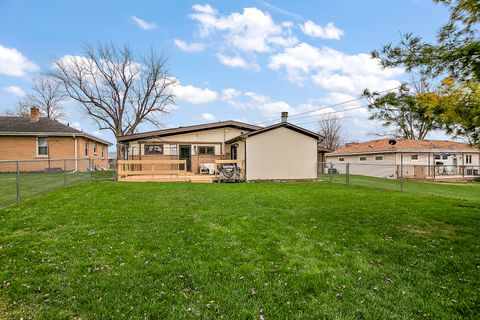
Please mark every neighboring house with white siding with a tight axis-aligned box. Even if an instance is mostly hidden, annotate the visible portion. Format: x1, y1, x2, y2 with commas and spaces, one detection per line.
118, 112, 321, 181
325, 139, 480, 180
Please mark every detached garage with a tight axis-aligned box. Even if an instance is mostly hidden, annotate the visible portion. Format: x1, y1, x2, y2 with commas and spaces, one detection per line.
226, 113, 320, 181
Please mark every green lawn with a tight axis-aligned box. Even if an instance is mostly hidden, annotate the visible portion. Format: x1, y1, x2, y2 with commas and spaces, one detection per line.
0, 182, 479, 319
319, 173, 480, 201
0, 171, 114, 207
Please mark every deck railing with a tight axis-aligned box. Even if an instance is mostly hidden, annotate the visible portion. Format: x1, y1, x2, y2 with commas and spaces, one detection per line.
118, 159, 188, 177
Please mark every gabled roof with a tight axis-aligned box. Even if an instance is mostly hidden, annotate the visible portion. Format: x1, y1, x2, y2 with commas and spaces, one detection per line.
0, 116, 112, 145
328, 138, 479, 155
225, 122, 321, 144
118, 120, 261, 142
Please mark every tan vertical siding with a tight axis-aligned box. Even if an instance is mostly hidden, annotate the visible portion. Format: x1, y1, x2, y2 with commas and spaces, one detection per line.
246, 127, 317, 180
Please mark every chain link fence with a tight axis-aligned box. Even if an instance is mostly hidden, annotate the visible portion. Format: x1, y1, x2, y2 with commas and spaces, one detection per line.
318, 162, 480, 194
0, 158, 117, 208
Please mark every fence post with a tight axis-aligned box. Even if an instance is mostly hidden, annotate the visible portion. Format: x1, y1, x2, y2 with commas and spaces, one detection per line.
16, 160, 20, 203
89, 158, 93, 181
346, 162, 350, 184
64, 159, 67, 187
400, 161, 404, 193
329, 162, 333, 183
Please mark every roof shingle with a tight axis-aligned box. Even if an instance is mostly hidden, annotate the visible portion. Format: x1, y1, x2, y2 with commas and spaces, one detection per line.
329, 139, 478, 155
0, 116, 111, 145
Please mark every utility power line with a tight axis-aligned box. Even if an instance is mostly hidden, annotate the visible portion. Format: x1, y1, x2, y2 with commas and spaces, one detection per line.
254, 81, 414, 126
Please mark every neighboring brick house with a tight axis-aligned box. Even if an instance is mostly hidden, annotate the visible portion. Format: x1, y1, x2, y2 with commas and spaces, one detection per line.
0, 107, 111, 172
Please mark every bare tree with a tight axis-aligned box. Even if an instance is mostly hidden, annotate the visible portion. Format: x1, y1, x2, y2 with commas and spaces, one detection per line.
12, 77, 67, 120
317, 114, 345, 150
48, 44, 176, 158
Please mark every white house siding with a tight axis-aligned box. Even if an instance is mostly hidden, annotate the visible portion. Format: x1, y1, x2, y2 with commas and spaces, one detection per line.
127, 127, 249, 157
245, 127, 317, 180
326, 151, 480, 178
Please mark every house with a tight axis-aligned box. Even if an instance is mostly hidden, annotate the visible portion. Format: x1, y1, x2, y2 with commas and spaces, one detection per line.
0, 107, 111, 172
325, 138, 480, 180
118, 112, 321, 181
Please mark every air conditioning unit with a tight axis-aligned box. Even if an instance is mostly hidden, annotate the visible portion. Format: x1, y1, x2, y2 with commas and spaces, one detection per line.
218, 165, 241, 182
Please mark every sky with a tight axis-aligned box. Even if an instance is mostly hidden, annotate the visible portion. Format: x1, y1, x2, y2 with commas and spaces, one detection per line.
0, 0, 450, 146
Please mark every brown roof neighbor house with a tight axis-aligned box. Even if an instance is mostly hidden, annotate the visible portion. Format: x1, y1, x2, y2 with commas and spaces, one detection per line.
0, 107, 112, 172
325, 138, 480, 180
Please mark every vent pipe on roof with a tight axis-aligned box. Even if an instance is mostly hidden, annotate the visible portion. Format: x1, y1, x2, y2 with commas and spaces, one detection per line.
281, 111, 288, 123
30, 107, 40, 122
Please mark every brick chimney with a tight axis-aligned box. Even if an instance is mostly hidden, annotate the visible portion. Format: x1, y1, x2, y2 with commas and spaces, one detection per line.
281, 111, 288, 123
30, 107, 40, 122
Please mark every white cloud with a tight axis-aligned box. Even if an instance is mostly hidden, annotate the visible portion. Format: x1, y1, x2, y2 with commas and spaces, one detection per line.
300, 21, 344, 40
269, 42, 403, 93
131, 16, 156, 30
216, 54, 259, 71
244, 91, 294, 118
221, 88, 241, 100
201, 112, 215, 120
190, 5, 297, 53
174, 39, 205, 52
3, 85, 26, 97
173, 81, 218, 104
0, 44, 39, 77
192, 4, 217, 15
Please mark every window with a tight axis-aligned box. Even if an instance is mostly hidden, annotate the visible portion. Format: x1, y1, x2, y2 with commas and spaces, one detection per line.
338, 157, 345, 162
198, 146, 215, 155
375, 156, 384, 161
435, 155, 441, 160
94, 142, 97, 154
37, 137, 48, 156
101, 145, 104, 158
359, 156, 367, 161
411, 155, 419, 160
231, 145, 238, 160
442, 155, 448, 160
144, 144, 164, 155
466, 154, 472, 164
85, 141, 89, 157
170, 144, 178, 156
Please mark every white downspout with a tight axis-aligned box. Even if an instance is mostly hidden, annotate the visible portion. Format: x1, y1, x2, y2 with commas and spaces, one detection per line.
73, 134, 78, 171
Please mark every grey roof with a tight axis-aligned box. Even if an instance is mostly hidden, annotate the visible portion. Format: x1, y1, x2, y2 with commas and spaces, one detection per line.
225, 122, 322, 144
0, 116, 112, 145
118, 120, 261, 142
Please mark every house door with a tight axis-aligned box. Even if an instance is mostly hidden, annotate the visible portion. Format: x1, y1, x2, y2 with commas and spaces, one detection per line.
414, 165, 426, 179
179, 145, 191, 172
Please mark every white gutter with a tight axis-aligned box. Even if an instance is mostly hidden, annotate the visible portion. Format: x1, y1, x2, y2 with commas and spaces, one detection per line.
327, 148, 480, 156
73, 133, 78, 171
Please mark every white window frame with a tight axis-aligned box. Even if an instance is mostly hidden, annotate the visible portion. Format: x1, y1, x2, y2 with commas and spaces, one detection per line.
465, 154, 472, 164
198, 146, 215, 155
374, 155, 384, 161
36, 137, 48, 157
359, 156, 367, 162
94, 142, 97, 155
85, 141, 89, 158
338, 157, 345, 162
411, 154, 419, 161
101, 145, 104, 159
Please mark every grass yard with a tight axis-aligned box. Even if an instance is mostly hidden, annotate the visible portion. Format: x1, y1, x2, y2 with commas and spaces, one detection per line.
320, 173, 480, 201
0, 182, 479, 319
0, 171, 114, 207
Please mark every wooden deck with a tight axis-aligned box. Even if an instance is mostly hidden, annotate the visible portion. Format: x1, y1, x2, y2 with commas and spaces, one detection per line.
118, 173, 218, 183
117, 159, 245, 183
